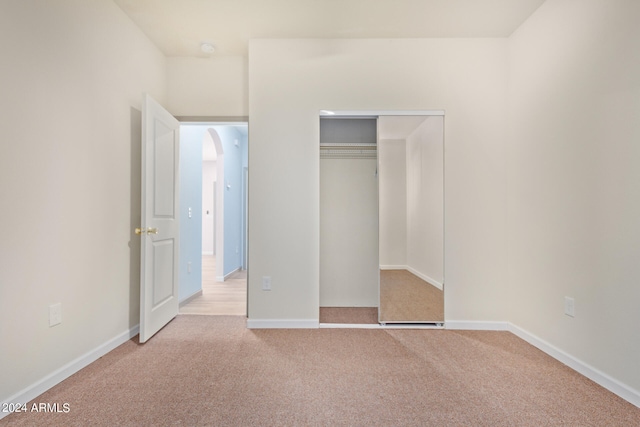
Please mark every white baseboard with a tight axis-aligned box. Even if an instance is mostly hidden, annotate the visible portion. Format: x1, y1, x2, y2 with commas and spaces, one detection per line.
215, 267, 241, 282
380, 265, 407, 270
508, 323, 640, 408
445, 321, 509, 331
445, 320, 640, 408
320, 323, 444, 329
405, 266, 443, 290
223, 267, 241, 281
248, 319, 446, 330
0, 325, 139, 420
179, 289, 202, 306
246, 319, 319, 329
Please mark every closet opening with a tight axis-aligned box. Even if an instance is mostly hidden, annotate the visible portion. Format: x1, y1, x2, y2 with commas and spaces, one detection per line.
318, 110, 445, 328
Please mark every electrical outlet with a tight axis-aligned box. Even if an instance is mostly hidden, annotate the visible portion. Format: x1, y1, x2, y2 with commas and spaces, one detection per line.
49, 303, 62, 327
262, 276, 271, 291
564, 296, 575, 317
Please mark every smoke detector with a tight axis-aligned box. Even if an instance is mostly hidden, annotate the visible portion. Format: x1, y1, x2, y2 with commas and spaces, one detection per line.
200, 43, 215, 54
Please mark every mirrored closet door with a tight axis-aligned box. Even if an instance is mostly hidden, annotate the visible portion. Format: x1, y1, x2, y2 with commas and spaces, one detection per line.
378, 115, 444, 324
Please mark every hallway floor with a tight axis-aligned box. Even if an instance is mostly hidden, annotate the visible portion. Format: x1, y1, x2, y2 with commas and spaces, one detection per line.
179, 256, 247, 316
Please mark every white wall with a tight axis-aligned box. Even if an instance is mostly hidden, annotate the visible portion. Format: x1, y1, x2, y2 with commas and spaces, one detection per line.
379, 140, 407, 267
166, 56, 248, 117
0, 0, 165, 404
406, 117, 444, 287
248, 39, 508, 322
320, 159, 379, 307
508, 0, 640, 394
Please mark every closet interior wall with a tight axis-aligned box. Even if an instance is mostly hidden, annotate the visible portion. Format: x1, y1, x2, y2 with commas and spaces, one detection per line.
319, 118, 379, 308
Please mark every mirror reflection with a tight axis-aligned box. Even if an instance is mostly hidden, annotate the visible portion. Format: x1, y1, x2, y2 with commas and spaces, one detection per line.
378, 116, 444, 324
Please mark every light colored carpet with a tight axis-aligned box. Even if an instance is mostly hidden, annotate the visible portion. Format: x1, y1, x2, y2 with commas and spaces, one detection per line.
380, 269, 444, 322
320, 307, 378, 324
3, 315, 639, 426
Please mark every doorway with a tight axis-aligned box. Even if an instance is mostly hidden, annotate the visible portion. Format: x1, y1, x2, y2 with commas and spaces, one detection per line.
178, 123, 249, 316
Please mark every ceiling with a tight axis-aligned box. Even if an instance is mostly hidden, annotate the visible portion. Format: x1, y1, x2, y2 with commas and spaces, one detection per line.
113, 0, 545, 57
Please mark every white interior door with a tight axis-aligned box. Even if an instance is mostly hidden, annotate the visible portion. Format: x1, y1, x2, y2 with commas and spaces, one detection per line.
139, 93, 180, 343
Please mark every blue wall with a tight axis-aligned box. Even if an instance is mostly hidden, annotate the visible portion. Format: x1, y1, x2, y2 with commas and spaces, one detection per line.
178, 125, 204, 301
213, 126, 248, 277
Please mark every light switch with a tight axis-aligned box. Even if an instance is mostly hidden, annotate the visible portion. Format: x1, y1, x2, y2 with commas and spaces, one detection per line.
49, 303, 62, 327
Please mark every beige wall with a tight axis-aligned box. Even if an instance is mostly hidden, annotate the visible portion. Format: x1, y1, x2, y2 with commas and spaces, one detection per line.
0, 0, 165, 403
507, 0, 640, 394
166, 56, 248, 117
248, 38, 509, 322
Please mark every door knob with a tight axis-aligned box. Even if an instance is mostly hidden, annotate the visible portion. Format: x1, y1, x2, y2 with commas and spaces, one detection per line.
135, 227, 159, 235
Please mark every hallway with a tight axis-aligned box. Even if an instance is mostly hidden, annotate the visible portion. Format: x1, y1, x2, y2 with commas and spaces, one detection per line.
179, 256, 246, 316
